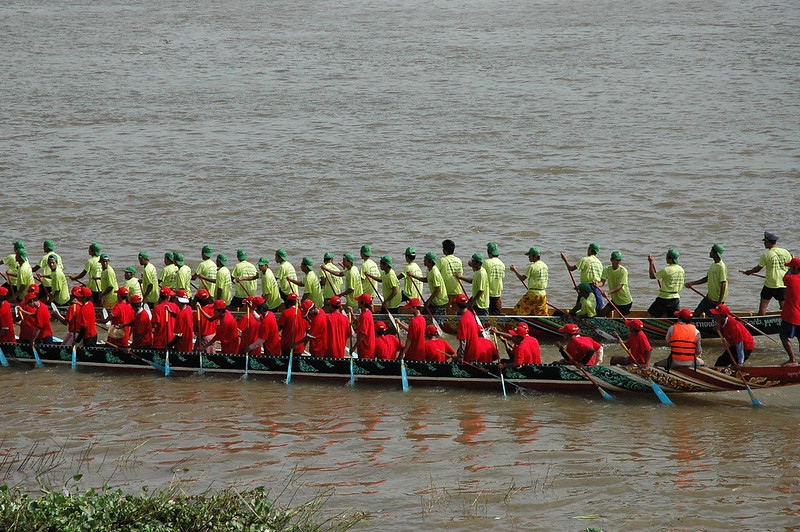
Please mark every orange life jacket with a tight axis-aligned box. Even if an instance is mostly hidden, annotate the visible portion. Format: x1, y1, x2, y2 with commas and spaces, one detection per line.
670, 322, 698, 361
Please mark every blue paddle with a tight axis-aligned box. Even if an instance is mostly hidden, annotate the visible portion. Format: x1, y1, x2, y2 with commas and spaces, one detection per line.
400, 360, 409, 391
0, 346, 8, 367
32, 345, 44, 368
71, 346, 77, 369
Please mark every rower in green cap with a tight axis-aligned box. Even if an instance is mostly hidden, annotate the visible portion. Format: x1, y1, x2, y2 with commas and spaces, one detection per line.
174, 252, 192, 298
274, 249, 297, 306
570, 282, 597, 318
510, 246, 549, 316
647, 248, 685, 317
289, 257, 323, 308
686, 243, 728, 317
456, 253, 490, 315
14, 248, 34, 301
597, 250, 632, 316
159, 252, 178, 291
407, 252, 448, 314
484, 242, 506, 315
561, 243, 604, 313
376, 255, 401, 314
69, 243, 103, 304
2, 241, 25, 292
98, 254, 119, 308
47, 254, 70, 305
123, 266, 143, 298
319, 252, 342, 302
32, 240, 62, 299
360, 245, 380, 298
215, 254, 233, 305
402, 247, 423, 303
438, 239, 464, 313
193, 245, 217, 299
138, 251, 159, 306
231, 249, 257, 309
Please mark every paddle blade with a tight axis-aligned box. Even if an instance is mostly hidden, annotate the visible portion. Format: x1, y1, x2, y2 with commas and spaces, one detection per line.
71, 346, 77, 370
401, 361, 409, 391
285, 352, 293, 385
500, 373, 507, 398
746, 385, 762, 406
32, 346, 43, 368
598, 386, 614, 401
349, 358, 355, 387
0, 346, 8, 367
164, 352, 171, 377
199, 354, 204, 376
649, 380, 674, 406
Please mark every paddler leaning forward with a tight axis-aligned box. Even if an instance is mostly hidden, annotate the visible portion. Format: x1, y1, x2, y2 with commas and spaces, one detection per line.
654, 308, 705, 369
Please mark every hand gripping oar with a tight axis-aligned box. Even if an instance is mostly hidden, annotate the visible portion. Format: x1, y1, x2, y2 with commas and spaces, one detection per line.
685, 284, 779, 345
716, 329, 761, 406
546, 301, 615, 341
614, 334, 673, 405
739, 269, 766, 279
364, 275, 407, 391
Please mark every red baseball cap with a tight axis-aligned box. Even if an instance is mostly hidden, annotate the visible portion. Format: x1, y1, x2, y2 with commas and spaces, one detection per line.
213, 300, 227, 310
785, 257, 800, 269
558, 323, 580, 335
355, 293, 373, 304
286, 292, 299, 302
28, 284, 39, 294
329, 296, 342, 306
516, 322, 529, 332
674, 308, 693, 320
252, 296, 265, 307
176, 289, 188, 298
300, 299, 314, 314
71, 286, 82, 296
24, 292, 36, 301
709, 304, 732, 316
625, 319, 644, 331
116, 287, 129, 297
80, 286, 92, 297
454, 294, 469, 304
426, 324, 438, 336
403, 298, 422, 309
509, 325, 528, 337
375, 321, 387, 331
160, 287, 173, 297
0, 287, 7, 296
196, 289, 210, 299
130, 294, 143, 303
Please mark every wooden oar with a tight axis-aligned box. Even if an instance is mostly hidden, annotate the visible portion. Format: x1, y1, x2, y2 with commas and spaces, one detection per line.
614, 335, 673, 405
739, 269, 766, 279
492, 331, 507, 398
717, 330, 761, 406
347, 308, 356, 386
196, 307, 204, 376
684, 284, 779, 344
460, 359, 528, 393
164, 311, 171, 377
0, 346, 9, 367
364, 275, 407, 391
129, 350, 167, 373
546, 301, 615, 341
286, 296, 300, 385
557, 345, 614, 401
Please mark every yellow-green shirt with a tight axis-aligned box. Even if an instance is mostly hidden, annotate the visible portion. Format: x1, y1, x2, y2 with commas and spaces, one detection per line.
303, 270, 324, 308
123, 277, 142, 298
260, 268, 281, 309
437, 254, 463, 296
472, 268, 490, 310
344, 266, 363, 308
141, 263, 159, 304
707, 261, 728, 302
16, 260, 34, 296
277, 261, 297, 295
231, 260, 257, 298
524, 260, 548, 296
320, 264, 342, 300
759, 247, 792, 289
576, 255, 603, 283
50, 268, 70, 305
402, 262, 423, 299
576, 292, 597, 317
195, 259, 217, 297
38, 252, 63, 287
176, 265, 192, 297
360, 258, 381, 297
100, 266, 118, 307
381, 269, 402, 309
85, 256, 102, 292
159, 264, 178, 290
483, 257, 505, 297
427, 265, 448, 307
601, 265, 632, 306
4, 254, 19, 277
655, 264, 685, 299
216, 266, 233, 304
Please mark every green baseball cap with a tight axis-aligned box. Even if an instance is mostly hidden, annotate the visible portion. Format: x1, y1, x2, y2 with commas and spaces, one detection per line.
17, 249, 27, 259
424, 251, 437, 264
138, 251, 149, 260
323, 252, 335, 260
360, 244, 373, 257
124, 266, 137, 274
99, 254, 109, 261
610, 251, 622, 261
711, 243, 724, 255
471, 252, 484, 264
217, 253, 227, 265
588, 243, 600, 253
380, 255, 393, 267
258, 256, 270, 266
43, 240, 54, 251
525, 247, 540, 257
667, 248, 680, 263
202, 245, 213, 257
47, 254, 58, 263
275, 249, 287, 259
90, 242, 102, 254
302, 257, 313, 267
164, 251, 174, 261
577, 282, 592, 293
12, 240, 25, 250
343, 252, 356, 262
405, 247, 416, 256
174, 252, 184, 265
487, 242, 499, 256
237, 249, 247, 260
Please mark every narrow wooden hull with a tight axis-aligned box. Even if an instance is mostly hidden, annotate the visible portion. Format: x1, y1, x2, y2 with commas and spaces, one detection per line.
3, 342, 798, 396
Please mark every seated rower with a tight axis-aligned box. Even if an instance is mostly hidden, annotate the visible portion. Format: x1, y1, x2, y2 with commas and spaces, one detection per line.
610, 319, 652, 366
655, 309, 705, 368
493, 323, 541, 368
425, 324, 455, 362
374, 321, 403, 360
569, 282, 597, 318
554, 323, 601, 366
710, 304, 754, 366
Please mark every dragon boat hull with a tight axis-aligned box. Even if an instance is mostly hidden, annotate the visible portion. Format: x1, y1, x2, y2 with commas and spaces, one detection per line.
3, 342, 798, 396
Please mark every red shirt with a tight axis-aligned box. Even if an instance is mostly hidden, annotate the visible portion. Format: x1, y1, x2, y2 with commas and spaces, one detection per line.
195, 305, 217, 338
474, 337, 498, 363
277, 306, 308, 355
131, 309, 153, 348
307, 309, 328, 357
782, 273, 800, 326
258, 311, 281, 357
425, 338, 454, 362
626, 330, 652, 365
0, 301, 15, 343
66, 302, 82, 333
512, 336, 541, 365
720, 317, 755, 351
404, 314, 427, 361
35, 303, 53, 340
18, 302, 38, 341
565, 335, 600, 365
326, 310, 351, 359
457, 311, 480, 361
173, 306, 194, 352
152, 301, 177, 349
375, 334, 402, 360
80, 301, 97, 339
110, 301, 135, 347
356, 309, 375, 359
237, 311, 259, 355
215, 310, 239, 354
